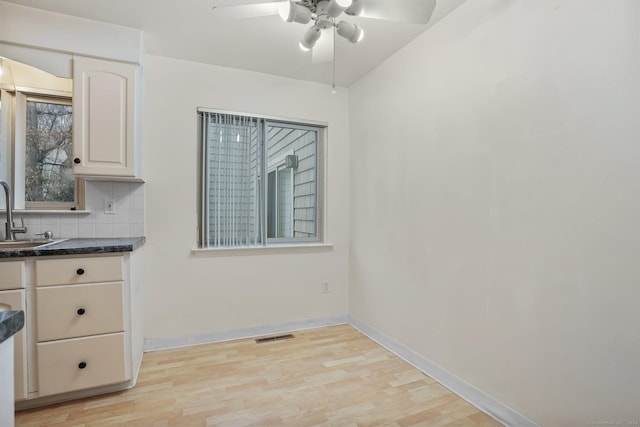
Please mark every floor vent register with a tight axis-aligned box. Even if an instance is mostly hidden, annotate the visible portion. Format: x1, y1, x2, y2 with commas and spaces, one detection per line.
255, 334, 295, 344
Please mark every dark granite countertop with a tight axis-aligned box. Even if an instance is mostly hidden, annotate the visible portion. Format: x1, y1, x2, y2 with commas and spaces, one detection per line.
0, 237, 145, 259
0, 310, 25, 345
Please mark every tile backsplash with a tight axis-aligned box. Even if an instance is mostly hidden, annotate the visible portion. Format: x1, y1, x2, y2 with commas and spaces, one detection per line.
15, 181, 144, 240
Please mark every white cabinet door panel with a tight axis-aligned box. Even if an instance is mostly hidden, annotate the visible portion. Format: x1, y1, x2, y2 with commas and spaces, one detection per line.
73, 57, 137, 178
0, 289, 28, 400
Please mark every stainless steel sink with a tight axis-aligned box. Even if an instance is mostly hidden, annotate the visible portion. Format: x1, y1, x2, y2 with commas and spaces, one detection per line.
0, 239, 67, 250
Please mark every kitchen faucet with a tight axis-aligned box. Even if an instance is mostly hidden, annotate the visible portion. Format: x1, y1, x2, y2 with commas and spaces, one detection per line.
0, 180, 27, 241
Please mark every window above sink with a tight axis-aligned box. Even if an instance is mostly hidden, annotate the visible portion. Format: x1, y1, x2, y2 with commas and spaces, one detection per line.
0, 57, 84, 212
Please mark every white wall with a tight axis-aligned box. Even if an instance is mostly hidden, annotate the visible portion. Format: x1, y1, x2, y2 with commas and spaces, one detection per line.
349, 1, 640, 426
142, 55, 350, 340
0, 1, 141, 67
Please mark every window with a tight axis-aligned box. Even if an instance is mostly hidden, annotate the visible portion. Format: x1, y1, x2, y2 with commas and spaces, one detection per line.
198, 110, 325, 248
0, 57, 81, 211
24, 96, 75, 207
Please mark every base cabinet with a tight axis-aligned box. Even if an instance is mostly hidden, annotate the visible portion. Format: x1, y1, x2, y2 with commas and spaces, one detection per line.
34, 255, 132, 398
0, 261, 28, 401
0, 289, 27, 401
1, 252, 142, 407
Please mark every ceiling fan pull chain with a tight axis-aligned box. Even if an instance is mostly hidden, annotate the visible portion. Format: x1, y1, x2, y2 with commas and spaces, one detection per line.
332, 19, 337, 94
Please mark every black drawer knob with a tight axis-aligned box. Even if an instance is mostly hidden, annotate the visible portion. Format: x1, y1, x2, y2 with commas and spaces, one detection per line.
77, 308, 86, 316
74, 158, 81, 164
78, 361, 87, 369
76, 268, 85, 275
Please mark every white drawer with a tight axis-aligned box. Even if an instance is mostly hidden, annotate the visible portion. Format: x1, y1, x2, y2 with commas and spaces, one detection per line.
37, 333, 128, 396
0, 261, 25, 290
35, 255, 123, 286
36, 283, 124, 342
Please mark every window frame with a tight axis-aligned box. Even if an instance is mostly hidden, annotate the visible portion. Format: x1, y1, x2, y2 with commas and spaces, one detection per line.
267, 160, 295, 240
197, 108, 327, 249
1, 88, 83, 211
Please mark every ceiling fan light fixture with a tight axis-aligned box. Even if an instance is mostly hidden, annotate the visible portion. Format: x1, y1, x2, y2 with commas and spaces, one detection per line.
299, 26, 322, 51
326, 0, 352, 18
279, 0, 312, 24
344, 0, 364, 16
336, 20, 364, 43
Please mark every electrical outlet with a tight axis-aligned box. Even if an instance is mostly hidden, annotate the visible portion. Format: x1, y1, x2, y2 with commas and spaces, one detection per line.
105, 199, 116, 214
322, 281, 329, 293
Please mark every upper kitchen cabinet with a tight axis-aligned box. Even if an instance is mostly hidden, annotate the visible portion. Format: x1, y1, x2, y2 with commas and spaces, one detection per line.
72, 57, 141, 180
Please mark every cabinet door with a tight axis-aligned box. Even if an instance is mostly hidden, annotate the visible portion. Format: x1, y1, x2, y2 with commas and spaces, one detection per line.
0, 289, 28, 400
0, 261, 25, 290
73, 57, 137, 178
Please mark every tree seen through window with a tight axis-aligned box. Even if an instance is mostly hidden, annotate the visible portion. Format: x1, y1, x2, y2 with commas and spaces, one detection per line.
25, 99, 74, 203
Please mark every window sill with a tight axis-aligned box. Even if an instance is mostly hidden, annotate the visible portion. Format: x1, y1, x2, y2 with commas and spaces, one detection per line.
12, 209, 91, 215
191, 243, 334, 257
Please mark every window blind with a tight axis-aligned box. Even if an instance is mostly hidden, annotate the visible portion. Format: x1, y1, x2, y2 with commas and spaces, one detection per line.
201, 112, 263, 248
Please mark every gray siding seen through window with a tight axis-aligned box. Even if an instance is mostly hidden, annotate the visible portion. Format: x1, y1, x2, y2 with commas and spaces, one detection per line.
266, 125, 317, 239
200, 111, 322, 248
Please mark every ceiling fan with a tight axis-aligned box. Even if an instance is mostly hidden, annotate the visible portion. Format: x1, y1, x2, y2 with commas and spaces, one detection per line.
211, 0, 437, 63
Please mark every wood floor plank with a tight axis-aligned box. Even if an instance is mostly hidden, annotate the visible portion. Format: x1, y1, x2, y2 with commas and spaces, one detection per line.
16, 325, 502, 426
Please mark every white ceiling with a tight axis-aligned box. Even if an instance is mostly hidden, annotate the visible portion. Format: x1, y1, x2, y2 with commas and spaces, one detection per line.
2, 0, 465, 86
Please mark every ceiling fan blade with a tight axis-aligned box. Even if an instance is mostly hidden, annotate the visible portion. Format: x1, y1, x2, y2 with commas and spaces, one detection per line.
312, 29, 334, 63
352, 0, 437, 24
211, 1, 285, 20
213, 0, 283, 6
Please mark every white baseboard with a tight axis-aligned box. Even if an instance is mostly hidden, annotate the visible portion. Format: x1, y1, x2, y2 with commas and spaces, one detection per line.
348, 316, 538, 427
143, 314, 349, 352
16, 380, 135, 411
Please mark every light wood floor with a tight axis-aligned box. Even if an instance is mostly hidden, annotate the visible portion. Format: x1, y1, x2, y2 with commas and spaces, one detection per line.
16, 325, 502, 426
